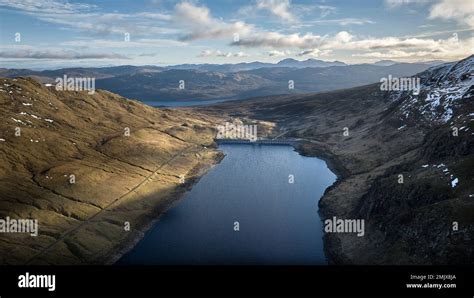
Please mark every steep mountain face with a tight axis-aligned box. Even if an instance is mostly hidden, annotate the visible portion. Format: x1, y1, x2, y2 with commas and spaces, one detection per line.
204, 55, 473, 264
392, 56, 473, 125
349, 56, 473, 264
0, 77, 227, 264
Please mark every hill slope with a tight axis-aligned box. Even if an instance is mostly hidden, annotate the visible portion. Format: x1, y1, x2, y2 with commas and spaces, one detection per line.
0, 77, 226, 264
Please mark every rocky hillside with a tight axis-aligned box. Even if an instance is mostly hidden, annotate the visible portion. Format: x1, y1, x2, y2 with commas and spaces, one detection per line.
393, 55, 473, 125
350, 55, 473, 264
0, 77, 226, 264
205, 55, 473, 264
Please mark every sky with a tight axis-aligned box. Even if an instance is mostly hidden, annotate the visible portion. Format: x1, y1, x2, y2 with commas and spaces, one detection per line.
0, 0, 473, 69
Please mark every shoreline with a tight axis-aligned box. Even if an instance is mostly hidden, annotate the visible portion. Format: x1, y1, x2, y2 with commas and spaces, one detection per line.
104, 150, 226, 265
292, 140, 350, 204
293, 140, 350, 180
292, 141, 351, 264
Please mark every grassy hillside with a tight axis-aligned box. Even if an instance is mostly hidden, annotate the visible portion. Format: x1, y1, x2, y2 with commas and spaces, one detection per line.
0, 77, 226, 264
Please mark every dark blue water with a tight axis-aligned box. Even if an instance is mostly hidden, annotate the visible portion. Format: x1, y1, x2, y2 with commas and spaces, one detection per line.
117, 144, 336, 265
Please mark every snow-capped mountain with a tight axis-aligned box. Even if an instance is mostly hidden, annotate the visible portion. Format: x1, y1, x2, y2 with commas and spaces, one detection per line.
392, 55, 473, 125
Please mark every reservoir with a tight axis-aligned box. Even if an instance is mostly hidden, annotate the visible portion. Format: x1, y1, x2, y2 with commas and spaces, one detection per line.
117, 144, 336, 265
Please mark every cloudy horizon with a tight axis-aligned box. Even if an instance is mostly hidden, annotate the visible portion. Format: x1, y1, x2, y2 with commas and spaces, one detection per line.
0, 0, 473, 69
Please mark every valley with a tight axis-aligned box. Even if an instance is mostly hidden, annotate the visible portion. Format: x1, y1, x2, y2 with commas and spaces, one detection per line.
1, 0, 473, 295
0, 55, 472, 265
201, 55, 474, 264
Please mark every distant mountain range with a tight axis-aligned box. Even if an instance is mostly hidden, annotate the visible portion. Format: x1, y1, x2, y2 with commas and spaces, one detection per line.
167, 58, 347, 72
373, 59, 446, 67
0, 59, 443, 102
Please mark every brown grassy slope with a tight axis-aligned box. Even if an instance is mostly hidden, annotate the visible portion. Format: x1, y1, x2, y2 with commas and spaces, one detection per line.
0, 77, 224, 264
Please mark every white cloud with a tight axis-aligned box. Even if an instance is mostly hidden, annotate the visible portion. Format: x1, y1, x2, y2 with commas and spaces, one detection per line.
314, 5, 336, 18
352, 50, 430, 59
418, 24, 435, 28
239, 2, 336, 22
174, 2, 253, 41
0, 49, 128, 59
290, 18, 374, 29
232, 30, 353, 49
267, 50, 292, 57
198, 50, 249, 58
256, 0, 295, 22
235, 51, 249, 57
429, 0, 474, 28
399, 28, 473, 39
386, 0, 474, 28
61, 38, 186, 48
134, 12, 172, 21
232, 28, 473, 61
351, 36, 474, 61
385, 0, 430, 8
233, 32, 323, 48
296, 49, 332, 57
0, 0, 175, 36
329, 18, 375, 26
0, 0, 95, 14
1, 0, 472, 64
339, 36, 439, 50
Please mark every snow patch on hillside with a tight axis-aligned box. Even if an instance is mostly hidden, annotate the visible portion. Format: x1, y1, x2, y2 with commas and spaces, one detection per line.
394, 55, 473, 124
